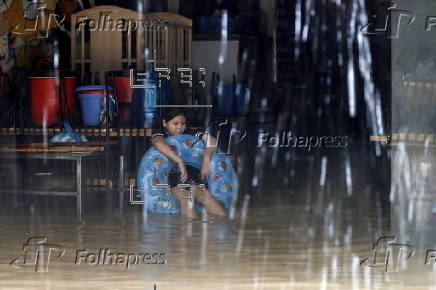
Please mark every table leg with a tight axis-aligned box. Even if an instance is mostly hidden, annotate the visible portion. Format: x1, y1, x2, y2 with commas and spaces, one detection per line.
77, 156, 82, 220
11, 161, 19, 206
119, 155, 124, 213
105, 149, 109, 194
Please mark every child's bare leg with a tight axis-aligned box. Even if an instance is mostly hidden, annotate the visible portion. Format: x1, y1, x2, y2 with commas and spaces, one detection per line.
192, 185, 226, 217
171, 187, 198, 219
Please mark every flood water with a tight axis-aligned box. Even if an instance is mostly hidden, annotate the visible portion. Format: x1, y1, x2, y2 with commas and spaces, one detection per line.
1, 141, 433, 290
1, 0, 435, 288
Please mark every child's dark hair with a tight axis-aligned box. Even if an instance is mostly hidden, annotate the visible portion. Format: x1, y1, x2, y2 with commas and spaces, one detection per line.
161, 108, 187, 122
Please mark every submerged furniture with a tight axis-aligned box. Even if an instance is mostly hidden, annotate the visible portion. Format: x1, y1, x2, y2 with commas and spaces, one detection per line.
0, 152, 105, 220
71, 6, 192, 82
136, 134, 238, 214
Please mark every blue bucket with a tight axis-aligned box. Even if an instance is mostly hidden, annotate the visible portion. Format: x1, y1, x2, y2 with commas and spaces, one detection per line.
216, 84, 250, 117
78, 94, 103, 126
132, 83, 158, 128
158, 79, 170, 106
217, 84, 234, 117
75, 86, 105, 126
234, 84, 250, 116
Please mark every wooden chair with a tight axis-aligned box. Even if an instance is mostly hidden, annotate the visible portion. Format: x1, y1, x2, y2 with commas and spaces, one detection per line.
70, 6, 192, 82
141, 12, 192, 73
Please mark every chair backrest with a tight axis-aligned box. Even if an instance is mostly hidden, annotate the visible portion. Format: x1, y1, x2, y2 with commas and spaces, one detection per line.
141, 12, 192, 73
70, 6, 192, 83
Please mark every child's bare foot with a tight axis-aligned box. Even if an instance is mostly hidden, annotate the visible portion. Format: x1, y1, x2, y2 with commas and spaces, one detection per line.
208, 212, 227, 219
171, 187, 199, 219
179, 199, 199, 219
183, 209, 199, 219
192, 187, 226, 217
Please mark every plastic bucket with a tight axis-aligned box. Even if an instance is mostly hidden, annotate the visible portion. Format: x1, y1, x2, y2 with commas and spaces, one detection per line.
234, 84, 250, 116
158, 78, 170, 106
77, 93, 103, 126
215, 84, 250, 117
74, 85, 106, 95
63, 76, 78, 119
132, 82, 157, 128
30, 71, 78, 126
75, 86, 105, 126
108, 71, 134, 123
217, 84, 234, 117
108, 71, 133, 103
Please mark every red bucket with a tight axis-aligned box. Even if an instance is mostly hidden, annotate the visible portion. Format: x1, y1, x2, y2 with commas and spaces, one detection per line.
108, 71, 133, 103
108, 71, 133, 123
30, 71, 78, 126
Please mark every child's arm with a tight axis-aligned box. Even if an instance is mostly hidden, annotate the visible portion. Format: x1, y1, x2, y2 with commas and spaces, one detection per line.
200, 134, 217, 180
152, 136, 188, 183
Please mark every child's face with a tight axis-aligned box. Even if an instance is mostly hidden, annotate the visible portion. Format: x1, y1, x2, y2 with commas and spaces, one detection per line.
163, 114, 186, 135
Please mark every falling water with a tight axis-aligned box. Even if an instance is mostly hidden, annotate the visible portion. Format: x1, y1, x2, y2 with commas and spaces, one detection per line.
1, 0, 428, 287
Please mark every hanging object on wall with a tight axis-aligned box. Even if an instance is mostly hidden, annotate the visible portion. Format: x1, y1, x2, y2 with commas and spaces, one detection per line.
1, 0, 60, 39
21, 0, 38, 20
0, 37, 8, 69
0, 15, 10, 68
0, 0, 13, 15
0, 20, 22, 73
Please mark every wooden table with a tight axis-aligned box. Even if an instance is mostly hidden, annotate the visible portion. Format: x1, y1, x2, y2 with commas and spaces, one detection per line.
0, 152, 106, 220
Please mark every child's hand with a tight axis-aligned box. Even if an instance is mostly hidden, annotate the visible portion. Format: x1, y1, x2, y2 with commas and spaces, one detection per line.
177, 160, 188, 183
201, 158, 211, 180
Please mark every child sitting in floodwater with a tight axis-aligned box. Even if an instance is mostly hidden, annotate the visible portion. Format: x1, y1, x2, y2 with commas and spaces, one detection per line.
151, 108, 226, 219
